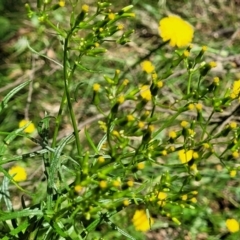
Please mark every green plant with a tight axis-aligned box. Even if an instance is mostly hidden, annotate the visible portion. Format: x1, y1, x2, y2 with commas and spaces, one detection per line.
1, 1, 240, 240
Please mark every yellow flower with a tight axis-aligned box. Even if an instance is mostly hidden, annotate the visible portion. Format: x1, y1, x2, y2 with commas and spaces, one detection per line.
232, 151, 239, 159
169, 130, 177, 139
74, 185, 82, 193
141, 61, 155, 74
99, 180, 107, 189
93, 83, 100, 92
190, 164, 198, 173
158, 192, 167, 200
132, 210, 154, 232
188, 103, 195, 110
226, 218, 239, 233
209, 61, 217, 68
230, 121, 237, 129
59, 1, 65, 7
203, 143, 210, 149
183, 50, 190, 58
159, 15, 194, 47
192, 191, 198, 195
178, 149, 193, 163
98, 156, 105, 163
181, 194, 188, 201
82, 4, 89, 12
138, 121, 145, 129
157, 81, 163, 88
19, 119, 35, 134
140, 85, 152, 101
190, 197, 197, 203
180, 120, 189, 128
123, 79, 129, 85
127, 114, 135, 122
148, 125, 154, 133
230, 80, 240, 99
213, 77, 219, 85
117, 24, 124, 30
107, 13, 115, 20
112, 179, 121, 187
137, 162, 145, 170
230, 170, 237, 178
123, 199, 130, 206
161, 150, 168, 156
195, 103, 203, 111
117, 95, 125, 104
193, 152, 199, 159
112, 130, 119, 137
9, 165, 27, 182
202, 46, 208, 52
127, 180, 134, 187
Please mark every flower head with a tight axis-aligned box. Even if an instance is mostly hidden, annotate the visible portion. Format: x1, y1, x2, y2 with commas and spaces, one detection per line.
93, 83, 100, 92
19, 119, 35, 134
59, 1, 65, 7
9, 165, 27, 182
178, 149, 193, 163
159, 15, 194, 47
82, 4, 89, 12
132, 210, 154, 232
226, 218, 239, 233
108, 13, 115, 20
158, 192, 167, 200
141, 61, 155, 74
99, 180, 107, 189
74, 185, 82, 193
230, 80, 240, 99
169, 130, 177, 139
140, 85, 152, 101
230, 170, 237, 178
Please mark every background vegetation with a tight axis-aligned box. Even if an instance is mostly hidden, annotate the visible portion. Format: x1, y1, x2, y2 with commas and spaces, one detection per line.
1, 0, 240, 239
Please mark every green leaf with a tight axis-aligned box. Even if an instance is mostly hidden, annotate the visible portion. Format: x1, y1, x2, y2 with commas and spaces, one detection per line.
75, 62, 100, 73
9, 220, 29, 237
0, 80, 31, 113
115, 226, 136, 240
1, 177, 12, 211
81, 218, 102, 238
49, 132, 76, 187
84, 128, 98, 154
0, 209, 43, 221
4, 122, 32, 145
51, 221, 72, 239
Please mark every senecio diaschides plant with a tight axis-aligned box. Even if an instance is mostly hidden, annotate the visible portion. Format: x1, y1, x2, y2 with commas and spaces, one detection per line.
1, 1, 240, 239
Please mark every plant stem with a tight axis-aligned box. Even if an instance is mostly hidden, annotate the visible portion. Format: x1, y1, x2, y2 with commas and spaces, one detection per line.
63, 32, 82, 166
187, 71, 193, 95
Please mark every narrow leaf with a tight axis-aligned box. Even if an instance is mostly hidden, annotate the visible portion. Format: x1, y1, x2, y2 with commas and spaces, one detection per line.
84, 128, 98, 154
0, 80, 31, 113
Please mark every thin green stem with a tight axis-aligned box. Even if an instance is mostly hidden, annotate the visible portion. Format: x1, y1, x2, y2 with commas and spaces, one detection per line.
51, 63, 78, 153
51, 91, 67, 153
63, 32, 82, 165
45, 19, 65, 37
187, 71, 193, 95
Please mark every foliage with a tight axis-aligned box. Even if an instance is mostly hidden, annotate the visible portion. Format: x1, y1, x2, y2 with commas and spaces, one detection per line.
1, 0, 240, 239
